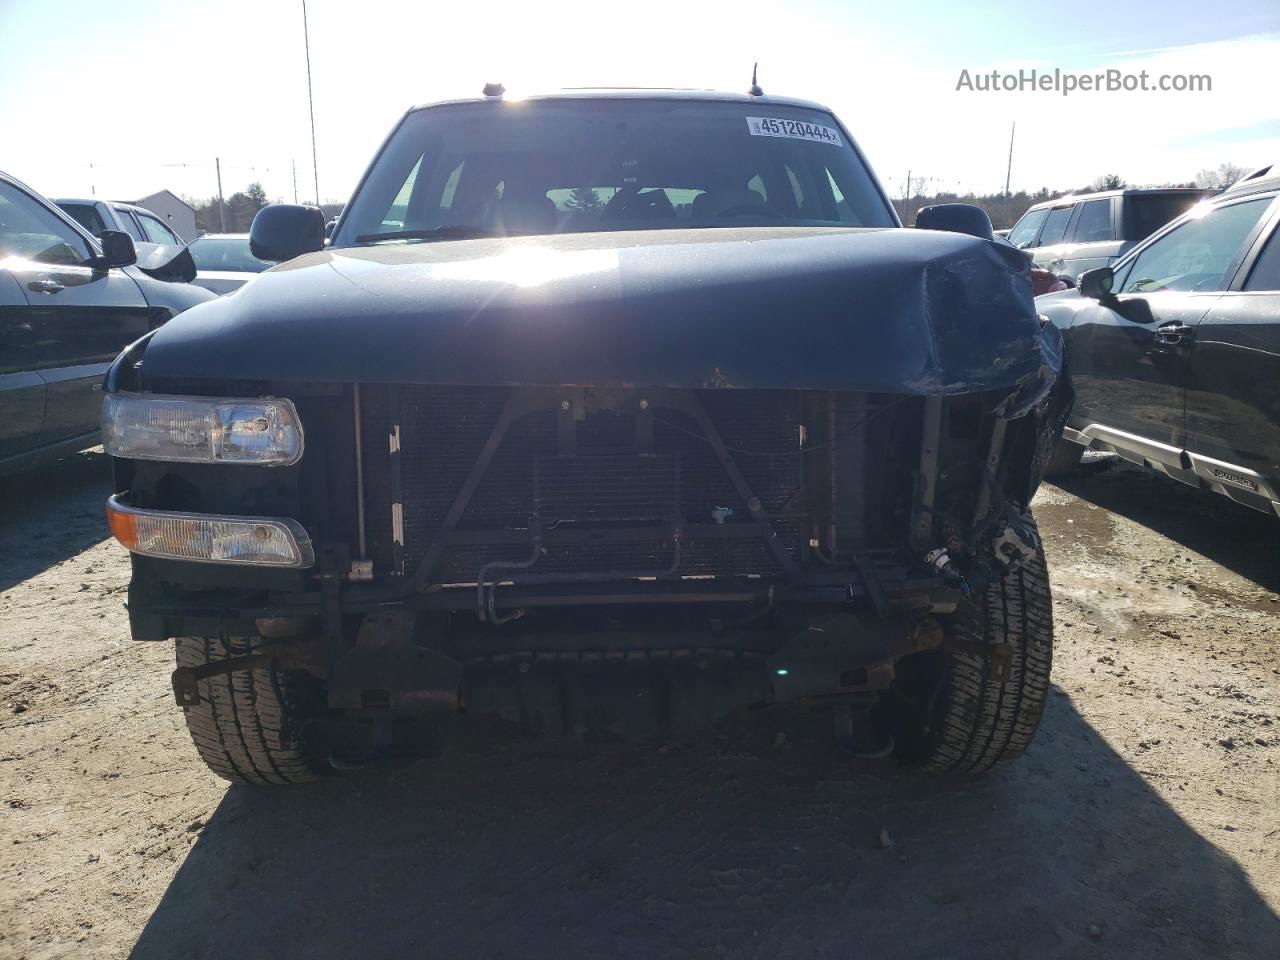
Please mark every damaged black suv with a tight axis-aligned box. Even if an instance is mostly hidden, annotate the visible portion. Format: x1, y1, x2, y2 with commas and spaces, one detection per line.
102, 89, 1069, 784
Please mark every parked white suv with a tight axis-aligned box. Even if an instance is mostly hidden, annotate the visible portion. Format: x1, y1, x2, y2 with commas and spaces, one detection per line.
1007, 187, 1216, 281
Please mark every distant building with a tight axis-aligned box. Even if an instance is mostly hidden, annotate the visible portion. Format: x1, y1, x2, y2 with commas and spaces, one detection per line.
131, 190, 197, 242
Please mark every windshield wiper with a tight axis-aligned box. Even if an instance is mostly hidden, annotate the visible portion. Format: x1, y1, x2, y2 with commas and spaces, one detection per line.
353, 226, 497, 244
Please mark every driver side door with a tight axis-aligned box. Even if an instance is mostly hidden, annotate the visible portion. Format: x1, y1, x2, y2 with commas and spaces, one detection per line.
0, 179, 152, 449
1067, 195, 1274, 467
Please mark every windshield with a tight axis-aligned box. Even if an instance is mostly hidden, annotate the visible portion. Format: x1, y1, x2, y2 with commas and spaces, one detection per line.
1007, 207, 1048, 248
59, 202, 108, 237
188, 237, 272, 273
336, 99, 894, 245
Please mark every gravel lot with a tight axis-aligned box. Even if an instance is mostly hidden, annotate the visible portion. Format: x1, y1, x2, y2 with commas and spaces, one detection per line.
1, 450, 1278, 959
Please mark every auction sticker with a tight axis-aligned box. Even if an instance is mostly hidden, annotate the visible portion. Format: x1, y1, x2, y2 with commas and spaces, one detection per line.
746, 117, 842, 146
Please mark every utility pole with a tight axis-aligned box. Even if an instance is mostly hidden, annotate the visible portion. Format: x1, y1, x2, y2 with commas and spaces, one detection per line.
302, 0, 321, 206
215, 157, 227, 232
292, 158, 299, 204
903, 170, 911, 223
1004, 122, 1016, 195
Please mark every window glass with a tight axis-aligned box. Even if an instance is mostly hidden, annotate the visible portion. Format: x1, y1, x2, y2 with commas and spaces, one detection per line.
785, 165, 805, 208
439, 159, 462, 211
1119, 198, 1271, 294
59, 202, 108, 237
1038, 206, 1074, 245
1072, 199, 1112, 243
1244, 224, 1280, 291
1007, 208, 1048, 248
1128, 193, 1206, 241
826, 171, 856, 223
188, 237, 272, 273
138, 213, 178, 244
112, 208, 144, 241
338, 100, 894, 243
0, 181, 90, 264
380, 156, 423, 229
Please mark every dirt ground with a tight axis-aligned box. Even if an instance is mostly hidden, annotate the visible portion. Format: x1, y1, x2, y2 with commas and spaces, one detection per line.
1, 449, 1277, 959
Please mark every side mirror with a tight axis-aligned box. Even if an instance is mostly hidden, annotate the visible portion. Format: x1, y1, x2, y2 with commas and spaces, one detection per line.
915, 203, 994, 241
92, 230, 136, 269
249, 204, 326, 263
1078, 266, 1115, 300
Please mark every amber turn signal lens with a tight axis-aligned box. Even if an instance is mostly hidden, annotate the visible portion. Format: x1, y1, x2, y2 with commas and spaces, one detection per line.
105, 495, 314, 568
107, 501, 138, 550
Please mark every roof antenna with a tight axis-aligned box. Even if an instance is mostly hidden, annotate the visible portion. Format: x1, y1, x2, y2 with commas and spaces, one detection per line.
748, 62, 763, 97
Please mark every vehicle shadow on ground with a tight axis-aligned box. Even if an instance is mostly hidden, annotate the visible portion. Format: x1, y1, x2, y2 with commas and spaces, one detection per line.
0, 449, 113, 592
1051, 457, 1280, 593
128, 694, 1277, 960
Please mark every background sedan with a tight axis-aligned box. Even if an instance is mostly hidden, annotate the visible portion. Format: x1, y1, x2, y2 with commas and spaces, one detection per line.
186, 233, 272, 294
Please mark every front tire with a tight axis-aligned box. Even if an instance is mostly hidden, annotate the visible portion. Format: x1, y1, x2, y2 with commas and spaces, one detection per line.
176, 636, 327, 785
890, 515, 1054, 774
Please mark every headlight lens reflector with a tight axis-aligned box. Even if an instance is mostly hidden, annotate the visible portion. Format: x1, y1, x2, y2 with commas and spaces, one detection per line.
107, 495, 314, 568
102, 392, 303, 465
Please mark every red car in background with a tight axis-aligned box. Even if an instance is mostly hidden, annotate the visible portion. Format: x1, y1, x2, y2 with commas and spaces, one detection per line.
1031, 267, 1069, 296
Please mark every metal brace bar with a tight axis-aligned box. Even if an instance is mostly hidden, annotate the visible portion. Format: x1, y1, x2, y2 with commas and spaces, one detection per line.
171, 653, 274, 707
972, 416, 1008, 526
387, 384, 406, 574
911, 396, 944, 552
671, 392, 801, 578
409, 391, 540, 590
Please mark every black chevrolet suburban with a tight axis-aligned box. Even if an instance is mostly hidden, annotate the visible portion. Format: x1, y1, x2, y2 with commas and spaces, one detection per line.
102, 89, 1069, 784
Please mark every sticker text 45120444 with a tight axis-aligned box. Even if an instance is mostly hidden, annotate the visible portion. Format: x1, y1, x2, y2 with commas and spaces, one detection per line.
745, 117, 843, 146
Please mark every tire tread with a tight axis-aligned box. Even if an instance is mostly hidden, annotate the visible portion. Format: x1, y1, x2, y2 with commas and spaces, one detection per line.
925, 517, 1054, 774
176, 636, 322, 785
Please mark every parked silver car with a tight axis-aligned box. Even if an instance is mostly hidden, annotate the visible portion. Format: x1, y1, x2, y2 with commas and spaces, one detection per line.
185, 233, 272, 294
1007, 187, 1216, 280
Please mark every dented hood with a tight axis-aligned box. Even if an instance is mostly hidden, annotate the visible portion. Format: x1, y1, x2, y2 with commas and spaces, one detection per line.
139, 226, 1053, 395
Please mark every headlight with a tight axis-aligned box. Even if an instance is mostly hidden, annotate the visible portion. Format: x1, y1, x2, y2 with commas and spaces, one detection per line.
107, 495, 314, 568
102, 392, 303, 466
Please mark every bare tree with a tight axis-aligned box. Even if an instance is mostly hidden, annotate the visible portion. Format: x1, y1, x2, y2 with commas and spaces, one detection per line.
1090, 173, 1126, 191
1195, 163, 1249, 190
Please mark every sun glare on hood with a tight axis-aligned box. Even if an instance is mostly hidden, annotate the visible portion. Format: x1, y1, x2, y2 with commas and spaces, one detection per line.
431, 245, 619, 288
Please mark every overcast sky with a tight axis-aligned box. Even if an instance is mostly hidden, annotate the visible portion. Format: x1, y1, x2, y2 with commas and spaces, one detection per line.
1, 0, 1276, 205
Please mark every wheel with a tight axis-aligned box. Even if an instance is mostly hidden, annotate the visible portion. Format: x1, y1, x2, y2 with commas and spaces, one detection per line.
887, 513, 1054, 774
176, 636, 327, 784
1043, 436, 1085, 477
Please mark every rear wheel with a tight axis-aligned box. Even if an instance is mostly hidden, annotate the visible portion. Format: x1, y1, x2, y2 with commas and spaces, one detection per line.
176, 636, 327, 785
888, 514, 1054, 774
1043, 436, 1085, 477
